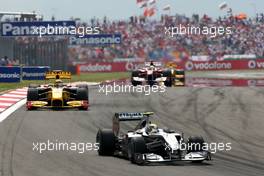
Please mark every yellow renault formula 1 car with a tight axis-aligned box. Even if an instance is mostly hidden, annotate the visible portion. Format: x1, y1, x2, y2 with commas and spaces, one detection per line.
26, 71, 89, 110
164, 62, 185, 87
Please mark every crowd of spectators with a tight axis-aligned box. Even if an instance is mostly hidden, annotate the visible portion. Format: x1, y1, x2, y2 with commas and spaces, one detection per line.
68, 14, 264, 63
8, 13, 264, 63
0, 56, 20, 66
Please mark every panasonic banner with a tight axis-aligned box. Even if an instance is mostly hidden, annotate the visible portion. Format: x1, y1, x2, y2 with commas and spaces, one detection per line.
22, 66, 50, 80
69, 34, 122, 46
0, 67, 21, 82
1, 21, 76, 36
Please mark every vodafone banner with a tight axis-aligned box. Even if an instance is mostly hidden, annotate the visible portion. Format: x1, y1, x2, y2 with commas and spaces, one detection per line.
77, 62, 144, 73
77, 59, 264, 73
185, 59, 264, 71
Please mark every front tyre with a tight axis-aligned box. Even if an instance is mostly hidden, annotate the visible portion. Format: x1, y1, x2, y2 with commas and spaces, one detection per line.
27, 88, 39, 111
187, 136, 205, 163
76, 87, 89, 110
128, 137, 147, 165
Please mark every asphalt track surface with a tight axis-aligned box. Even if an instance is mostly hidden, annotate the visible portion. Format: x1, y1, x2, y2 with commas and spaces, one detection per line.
0, 85, 264, 176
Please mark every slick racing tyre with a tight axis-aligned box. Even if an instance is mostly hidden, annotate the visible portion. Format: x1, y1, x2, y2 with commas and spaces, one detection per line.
128, 137, 147, 165
187, 136, 205, 163
27, 88, 39, 111
77, 84, 89, 99
175, 70, 185, 86
76, 87, 89, 110
187, 136, 205, 152
163, 70, 172, 87
131, 71, 141, 86
96, 129, 116, 156
27, 88, 39, 101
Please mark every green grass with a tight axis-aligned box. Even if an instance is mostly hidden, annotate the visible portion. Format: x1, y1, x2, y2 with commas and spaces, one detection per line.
0, 72, 130, 93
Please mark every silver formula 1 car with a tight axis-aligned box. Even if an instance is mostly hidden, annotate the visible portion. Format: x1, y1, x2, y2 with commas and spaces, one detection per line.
96, 112, 211, 165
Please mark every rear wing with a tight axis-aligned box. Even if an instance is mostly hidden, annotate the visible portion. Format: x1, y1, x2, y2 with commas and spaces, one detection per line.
114, 112, 154, 121
165, 62, 178, 68
145, 62, 163, 67
45, 71, 71, 79
112, 112, 154, 135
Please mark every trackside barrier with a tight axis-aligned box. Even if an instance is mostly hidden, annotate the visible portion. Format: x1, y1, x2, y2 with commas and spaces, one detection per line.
76, 62, 144, 73
0, 66, 50, 82
76, 59, 264, 73
22, 66, 50, 80
0, 66, 21, 82
185, 59, 264, 71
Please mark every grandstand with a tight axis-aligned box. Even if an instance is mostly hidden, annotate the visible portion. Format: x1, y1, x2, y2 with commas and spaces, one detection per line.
68, 14, 264, 63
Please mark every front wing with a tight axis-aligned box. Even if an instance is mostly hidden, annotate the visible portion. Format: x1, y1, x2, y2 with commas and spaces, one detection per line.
26, 100, 89, 109
134, 151, 211, 164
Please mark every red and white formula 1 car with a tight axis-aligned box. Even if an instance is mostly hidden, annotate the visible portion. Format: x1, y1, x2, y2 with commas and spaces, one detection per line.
131, 62, 185, 87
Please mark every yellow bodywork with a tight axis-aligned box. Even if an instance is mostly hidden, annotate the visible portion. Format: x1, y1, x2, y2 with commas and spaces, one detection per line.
52, 88, 63, 100
29, 87, 84, 108
28, 70, 88, 109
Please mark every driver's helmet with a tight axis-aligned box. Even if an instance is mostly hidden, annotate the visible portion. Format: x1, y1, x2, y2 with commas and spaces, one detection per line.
147, 123, 158, 133
55, 79, 63, 87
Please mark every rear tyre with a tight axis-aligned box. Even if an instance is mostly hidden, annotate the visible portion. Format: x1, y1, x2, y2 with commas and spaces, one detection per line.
163, 70, 172, 87
96, 129, 116, 156
128, 137, 147, 165
131, 71, 141, 86
175, 70, 185, 86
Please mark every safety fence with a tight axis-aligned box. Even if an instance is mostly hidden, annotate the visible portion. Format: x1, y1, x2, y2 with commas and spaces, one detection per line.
0, 66, 49, 82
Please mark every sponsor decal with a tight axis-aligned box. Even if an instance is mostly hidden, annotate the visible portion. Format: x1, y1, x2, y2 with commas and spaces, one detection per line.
251, 60, 264, 69
69, 34, 121, 46
77, 62, 144, 73
0, 73, 20, 78
185, 59, 264, 71
185, 61, 194, 71
125, 62, 144, 71
185, 61, 232, 71
79, 63, 112, 72
248, 60, 256, 69
22, 66, 50, 80
1, 21, 75, 36
0, 67, 21, 82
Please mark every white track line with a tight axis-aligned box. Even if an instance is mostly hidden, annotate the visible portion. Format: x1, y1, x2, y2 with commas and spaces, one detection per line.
15, 88, 27, 91
1, 94, 26, 98
9, 91, 27, 95
0, 108, 4, 112
0, 97, 21, 101
0, 102, 12, 106
0, 98, 26, 122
